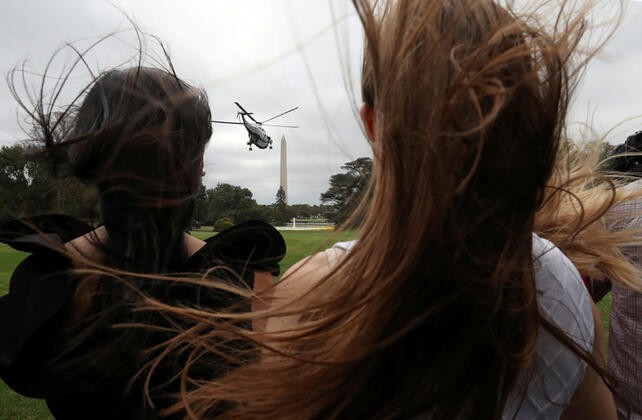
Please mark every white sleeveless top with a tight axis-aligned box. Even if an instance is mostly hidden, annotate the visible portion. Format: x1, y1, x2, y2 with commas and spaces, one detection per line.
325, 234, 594, 419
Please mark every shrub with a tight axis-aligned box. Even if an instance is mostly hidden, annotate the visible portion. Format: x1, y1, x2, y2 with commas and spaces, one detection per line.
213, 217, 234, 232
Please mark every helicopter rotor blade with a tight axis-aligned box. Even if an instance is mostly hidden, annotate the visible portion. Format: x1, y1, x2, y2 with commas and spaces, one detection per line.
262, 124, 299, 128
261, 106, 299, 124
211, 120, 244, 125
234, 102, 259, 124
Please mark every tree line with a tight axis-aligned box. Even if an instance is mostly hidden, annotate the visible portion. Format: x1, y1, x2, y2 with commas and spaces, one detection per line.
0, 144, 97, 221
193, 183, 329, 230
0, 144, 371, 228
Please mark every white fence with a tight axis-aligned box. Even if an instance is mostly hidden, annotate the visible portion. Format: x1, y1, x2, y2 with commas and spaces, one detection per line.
276, 218, 334, 231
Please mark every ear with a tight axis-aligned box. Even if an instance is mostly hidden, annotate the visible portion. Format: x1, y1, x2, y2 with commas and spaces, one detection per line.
360, 103, 376, 143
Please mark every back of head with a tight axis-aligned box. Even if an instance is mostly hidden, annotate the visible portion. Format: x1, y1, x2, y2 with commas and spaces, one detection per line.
361, 0, 565, 225
345, 1, 583, 417
65, 66, 212, 272
6, 30, 219, 413
18, 63, 213, 407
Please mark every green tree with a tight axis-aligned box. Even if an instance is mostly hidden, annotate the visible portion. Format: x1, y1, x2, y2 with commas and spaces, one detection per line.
0, 143, 98, 221
272, 186, 292, 225
288, 204, 326, 219
276, 186, 287, 207
213, 216, 234, 232
320, 157, 372, 225
0, 144, 33, 217
0, 144, 57, 218
192, 184, 208, 228
203, 183, 268, 225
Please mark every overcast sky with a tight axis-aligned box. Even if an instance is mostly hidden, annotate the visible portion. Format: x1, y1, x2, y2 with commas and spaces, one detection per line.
1, 1, 642, 204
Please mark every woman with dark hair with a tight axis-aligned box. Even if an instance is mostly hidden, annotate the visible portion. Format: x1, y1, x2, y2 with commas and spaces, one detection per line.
0, 64, 285, 418
147, 0, 642, 418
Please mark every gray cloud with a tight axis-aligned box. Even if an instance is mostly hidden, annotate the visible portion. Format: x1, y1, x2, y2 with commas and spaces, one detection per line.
2, 1, 641, 204
0, 0, 369, 204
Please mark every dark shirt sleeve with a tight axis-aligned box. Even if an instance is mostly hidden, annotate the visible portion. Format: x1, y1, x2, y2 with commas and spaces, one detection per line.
0, 251, 77, 397
191, 220, 287, 280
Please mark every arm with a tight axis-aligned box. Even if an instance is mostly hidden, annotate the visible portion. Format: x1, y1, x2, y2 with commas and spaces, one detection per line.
251, 270, 276, 332
263, 251, 336, 336
560, 302, 616, 420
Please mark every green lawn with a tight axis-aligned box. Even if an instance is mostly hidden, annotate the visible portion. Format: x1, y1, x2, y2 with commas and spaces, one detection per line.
0, 232, 613, 419
0, 245, 28, 296
597, 292, 612, 347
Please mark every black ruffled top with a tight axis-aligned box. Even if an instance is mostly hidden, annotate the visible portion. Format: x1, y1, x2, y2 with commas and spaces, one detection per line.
0, 215, 285, 419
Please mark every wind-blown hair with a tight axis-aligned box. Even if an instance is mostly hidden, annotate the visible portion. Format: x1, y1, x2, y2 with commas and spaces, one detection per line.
9, 45, 214, 414
140, 1, 629, 418
334, 0, 575, 417
66, 66, 212, 272
14, 52, 212, 271
535, 138, 642, 290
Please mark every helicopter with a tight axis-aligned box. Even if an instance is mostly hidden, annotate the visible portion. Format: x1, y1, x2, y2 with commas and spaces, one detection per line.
212, 102, 298, 150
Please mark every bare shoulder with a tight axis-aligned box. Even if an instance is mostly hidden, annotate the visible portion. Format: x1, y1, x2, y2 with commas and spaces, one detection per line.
64, 228, 206, 260
277, 248, 342, 298
184, 232, 206, 257
64, 226, 107, 262
264, 249, 341, 338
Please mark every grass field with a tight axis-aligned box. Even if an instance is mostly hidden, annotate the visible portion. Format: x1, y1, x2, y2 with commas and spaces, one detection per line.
0, 230, 612, 419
